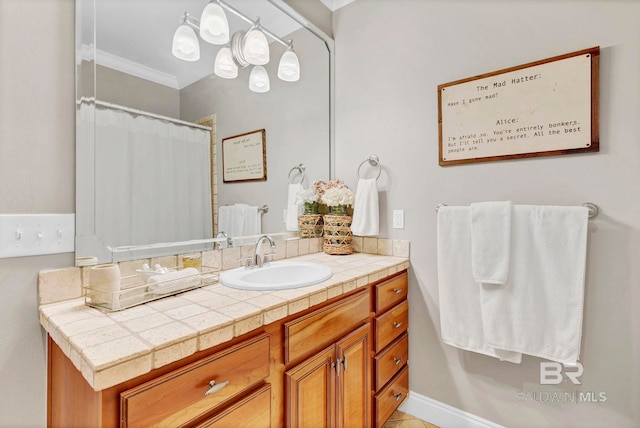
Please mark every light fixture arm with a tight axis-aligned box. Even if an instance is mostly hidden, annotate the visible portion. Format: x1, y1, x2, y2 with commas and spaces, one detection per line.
182, 12, 201, 29
215, 0, 290, 48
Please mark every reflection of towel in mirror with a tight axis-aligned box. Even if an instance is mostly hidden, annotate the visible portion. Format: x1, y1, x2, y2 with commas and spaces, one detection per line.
286, 183, 303, 231
218, 204, 247, 237
242, 205, 261, 236
351, 178, 379, 236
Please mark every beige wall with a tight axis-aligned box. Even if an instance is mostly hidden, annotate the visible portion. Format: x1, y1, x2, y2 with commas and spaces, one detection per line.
0, 0, 75, 426
334, 0, 639, 427
96, 64, 180, 118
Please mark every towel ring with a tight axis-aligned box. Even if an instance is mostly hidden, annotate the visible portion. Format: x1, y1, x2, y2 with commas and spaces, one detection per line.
357, 155, 382, 180
288, 164, 306, 184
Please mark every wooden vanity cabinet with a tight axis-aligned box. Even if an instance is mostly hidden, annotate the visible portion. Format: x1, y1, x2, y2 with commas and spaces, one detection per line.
47, 269, 410, 428
285, 324, 371, 428
47, 333, 271, 428
373, 272, 409, 425
120, 334, 270, 427
283, 289, 371, 428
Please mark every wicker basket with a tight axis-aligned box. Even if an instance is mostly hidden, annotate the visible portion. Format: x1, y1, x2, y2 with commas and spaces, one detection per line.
322, 214, 353, 255
298, 214, 324, 238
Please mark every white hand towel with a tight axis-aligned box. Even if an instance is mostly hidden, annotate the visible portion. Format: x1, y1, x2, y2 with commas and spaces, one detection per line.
351, 178, 379, 236
480, 205, 589, 364
242, 205, 261, 236
218, 204, 246, 237
471, 201, 512, 284
285, 183, 303, 231
437, 206, 522, 363
148, 268, 200, 295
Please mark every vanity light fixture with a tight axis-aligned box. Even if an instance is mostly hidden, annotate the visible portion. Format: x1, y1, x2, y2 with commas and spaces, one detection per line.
277, 44, 300, 82
171, 0, 301, 92
172, 13, 200, 62
199, 1, 230, 45
249, 65, 271, 93
214, 46, 238, 78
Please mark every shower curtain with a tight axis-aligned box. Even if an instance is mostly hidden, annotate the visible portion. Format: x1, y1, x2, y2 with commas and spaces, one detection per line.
93, 104, 212, 250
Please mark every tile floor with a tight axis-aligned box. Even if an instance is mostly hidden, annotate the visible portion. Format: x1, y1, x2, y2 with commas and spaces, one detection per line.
383, 411, 439, 428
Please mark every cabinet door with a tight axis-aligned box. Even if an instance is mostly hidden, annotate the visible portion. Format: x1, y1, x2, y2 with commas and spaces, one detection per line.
336, 324, 371, 428
285, 346, 336, 428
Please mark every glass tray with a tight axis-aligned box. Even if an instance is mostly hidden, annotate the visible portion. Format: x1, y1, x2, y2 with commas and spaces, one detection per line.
84, 265, 219, 311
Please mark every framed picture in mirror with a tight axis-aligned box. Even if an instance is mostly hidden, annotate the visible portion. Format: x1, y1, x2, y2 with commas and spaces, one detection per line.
222, 129, 267, 183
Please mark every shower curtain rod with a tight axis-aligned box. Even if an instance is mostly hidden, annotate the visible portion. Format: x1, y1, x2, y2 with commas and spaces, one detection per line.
78, 97, 212, 131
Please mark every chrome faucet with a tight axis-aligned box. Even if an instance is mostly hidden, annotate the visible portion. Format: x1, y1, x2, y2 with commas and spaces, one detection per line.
216, 231, 233, 248
252, 235, 276, 268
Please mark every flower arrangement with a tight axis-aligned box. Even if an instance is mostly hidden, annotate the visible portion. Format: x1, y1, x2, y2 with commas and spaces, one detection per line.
319, 179, 354, 208
295, 187, 318, 205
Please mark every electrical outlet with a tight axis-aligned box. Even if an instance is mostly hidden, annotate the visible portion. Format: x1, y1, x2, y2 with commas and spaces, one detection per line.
392, 209, 405, 229
0, 214, 75, 258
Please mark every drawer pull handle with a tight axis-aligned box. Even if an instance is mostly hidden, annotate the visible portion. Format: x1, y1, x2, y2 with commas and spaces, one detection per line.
393, 357, 403, 365
393, 392, 403, 401
392, 288, 403, 294
393, 321, 403, 329
205, 380, 229, 396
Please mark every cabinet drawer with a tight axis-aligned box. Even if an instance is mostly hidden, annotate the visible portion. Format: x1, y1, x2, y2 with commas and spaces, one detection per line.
374, 332, 408, 391
374, 365, 409, 428
194, 384, 271, 428
284, 290, 369, 364
375, 272, 408, 314
121, 334, 270, 428
375, 300, 408, 353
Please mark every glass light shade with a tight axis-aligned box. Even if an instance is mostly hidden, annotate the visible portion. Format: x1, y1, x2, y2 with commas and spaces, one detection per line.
249, 66, 270, 93
172, 24, 200, 61
214, 47, 238, 79
199, 2, 229, 45
277, 49, 300, 82
243, 28, 270, 65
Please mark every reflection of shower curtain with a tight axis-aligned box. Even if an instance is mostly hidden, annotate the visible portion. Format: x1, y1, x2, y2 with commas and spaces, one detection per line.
94, 105, 212, 248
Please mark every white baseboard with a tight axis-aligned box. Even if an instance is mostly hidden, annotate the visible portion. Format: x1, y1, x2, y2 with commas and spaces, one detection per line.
398, 390, 505, 428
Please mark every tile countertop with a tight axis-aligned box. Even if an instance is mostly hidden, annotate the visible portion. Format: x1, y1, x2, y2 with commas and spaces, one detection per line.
39, 252, 409, 391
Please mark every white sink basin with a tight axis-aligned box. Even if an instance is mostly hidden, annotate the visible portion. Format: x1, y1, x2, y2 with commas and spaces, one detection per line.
220, 261, 333, 290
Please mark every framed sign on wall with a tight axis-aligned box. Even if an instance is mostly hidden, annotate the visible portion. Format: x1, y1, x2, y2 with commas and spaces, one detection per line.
222, 129, 267, 183
438, 47, 599, 166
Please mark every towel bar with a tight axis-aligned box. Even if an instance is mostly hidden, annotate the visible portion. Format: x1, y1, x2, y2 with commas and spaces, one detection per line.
435, 202, 599, 219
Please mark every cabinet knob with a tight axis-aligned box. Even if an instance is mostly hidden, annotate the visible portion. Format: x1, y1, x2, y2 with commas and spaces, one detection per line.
393, 357, 403, 365
392, 288, 403, 294
205, 380, 230, 396
393, 321, 403, 329
393, 392, 403, 401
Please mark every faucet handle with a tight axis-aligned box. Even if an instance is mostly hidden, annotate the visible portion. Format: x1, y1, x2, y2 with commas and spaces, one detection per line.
238, 254, 254, 269
263, 252, 275, 266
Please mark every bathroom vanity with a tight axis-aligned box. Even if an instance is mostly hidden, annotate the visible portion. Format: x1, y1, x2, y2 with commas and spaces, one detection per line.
42, 252, 409, 427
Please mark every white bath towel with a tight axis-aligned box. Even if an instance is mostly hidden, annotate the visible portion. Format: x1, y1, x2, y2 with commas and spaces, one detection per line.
471, 201, 512, 284
218, 204, 246, 237
480, 205, 589, 364
437, 206, 522, 363
242, 205, 262, 236
351, 178, 379, 236
285, 183, 303, 231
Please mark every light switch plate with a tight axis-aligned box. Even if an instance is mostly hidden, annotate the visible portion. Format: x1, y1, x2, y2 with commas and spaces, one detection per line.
0, 214, 75, 258
392, 209, 405, 229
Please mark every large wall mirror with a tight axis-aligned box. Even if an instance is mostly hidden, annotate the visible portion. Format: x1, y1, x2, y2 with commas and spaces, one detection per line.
76, 0, 334, 264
